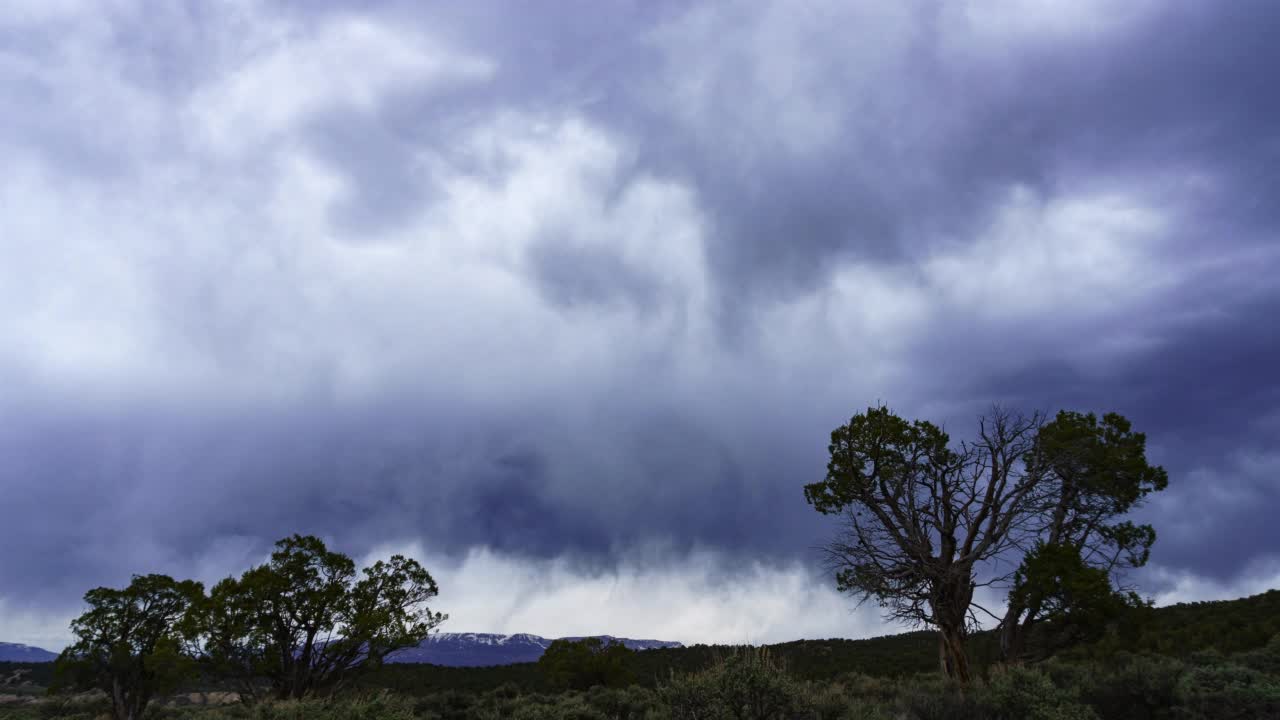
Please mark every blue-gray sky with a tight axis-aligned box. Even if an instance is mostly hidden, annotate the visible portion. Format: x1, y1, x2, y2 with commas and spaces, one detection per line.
2, 0, 1279, 649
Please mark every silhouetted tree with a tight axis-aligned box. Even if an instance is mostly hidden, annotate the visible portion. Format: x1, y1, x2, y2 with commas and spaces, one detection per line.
999, 411, 1167, 661
805, 405, 1050, 683
54, 574, 203, 720
805, 405, 1167, 682
197, 534, 445, 700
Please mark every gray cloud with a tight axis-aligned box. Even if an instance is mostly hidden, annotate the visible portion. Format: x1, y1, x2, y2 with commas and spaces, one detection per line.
1, 0, 1278, 645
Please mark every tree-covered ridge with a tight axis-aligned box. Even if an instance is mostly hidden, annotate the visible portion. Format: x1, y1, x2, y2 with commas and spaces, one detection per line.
352, 589, 1280, 695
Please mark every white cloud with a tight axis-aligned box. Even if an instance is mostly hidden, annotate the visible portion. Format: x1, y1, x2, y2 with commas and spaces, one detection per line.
0, 599, 72, 654
2, 543, 898, 653
361, 544, 896, 646
187, 13, 493, 154
1143, 559, 1280, 607
924, 185, 1173, 320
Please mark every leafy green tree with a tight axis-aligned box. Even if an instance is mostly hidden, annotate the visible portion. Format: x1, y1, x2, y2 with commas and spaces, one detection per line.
804, 405, 1046, 684
197, 534, 446, 700
53, 574, 203, 720
538, 638, 634, 690
1000, 411, 1167, 661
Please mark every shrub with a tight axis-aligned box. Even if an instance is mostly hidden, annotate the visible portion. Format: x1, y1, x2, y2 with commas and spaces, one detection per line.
1174, 661, 1280, 720
982, 665, 1097, 720
1046, 654, 1183, 720
661, 647, 810, 720
891, 672, 985, 720
1233, 634, 1280, 678
508, 693, 608, 720
584, 685, 663, 720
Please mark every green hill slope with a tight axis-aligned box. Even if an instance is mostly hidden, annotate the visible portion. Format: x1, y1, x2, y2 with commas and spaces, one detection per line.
360, 588, 1280, 694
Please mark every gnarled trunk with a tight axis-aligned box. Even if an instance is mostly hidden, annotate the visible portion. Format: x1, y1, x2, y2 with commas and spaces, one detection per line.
934, 575, 975, 684
938, 623, 972, 685
109, 677, 148, 720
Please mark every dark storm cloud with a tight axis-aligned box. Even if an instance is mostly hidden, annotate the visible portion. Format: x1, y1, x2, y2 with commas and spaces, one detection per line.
2, 0, 1280, 636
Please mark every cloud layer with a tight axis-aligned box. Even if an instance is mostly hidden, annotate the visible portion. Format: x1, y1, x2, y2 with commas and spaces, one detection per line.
2, 0, 1278, 648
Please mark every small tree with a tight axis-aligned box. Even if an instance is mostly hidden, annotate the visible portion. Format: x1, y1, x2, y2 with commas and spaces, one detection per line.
539, 637, 634, 690
54, 574, 203, 720
198, 534, 445, 700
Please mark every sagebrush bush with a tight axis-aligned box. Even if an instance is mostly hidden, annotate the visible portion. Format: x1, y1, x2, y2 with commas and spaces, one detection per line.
981, 665, 1097, 720
1045, 653, 1183, 720
1173, 661, 1280, 720
661, 647, 811, 720
888, 672, 985, 720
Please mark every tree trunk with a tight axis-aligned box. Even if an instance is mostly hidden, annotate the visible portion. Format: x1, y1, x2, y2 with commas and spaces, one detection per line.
938, 624, 971, 685
1000, 591, 1045, 663
1000, 601, 1024, 663
111, 677, 126, 720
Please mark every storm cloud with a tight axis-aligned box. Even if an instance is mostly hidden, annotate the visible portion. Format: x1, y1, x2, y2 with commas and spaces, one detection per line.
2, 0, 1278, 648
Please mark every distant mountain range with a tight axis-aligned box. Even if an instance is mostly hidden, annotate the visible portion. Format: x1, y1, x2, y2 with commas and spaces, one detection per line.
386, 633, 684, 667
0, 633, 680, 667
0, 642, 58, 663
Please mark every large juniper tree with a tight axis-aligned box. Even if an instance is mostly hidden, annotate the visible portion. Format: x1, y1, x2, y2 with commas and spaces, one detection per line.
198, 534, 446, 700
805, 406, 1044, 683
804, 405, 1167, 682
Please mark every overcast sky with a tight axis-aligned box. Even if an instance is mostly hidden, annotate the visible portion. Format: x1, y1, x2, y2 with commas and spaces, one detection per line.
2, 0, 1279, 651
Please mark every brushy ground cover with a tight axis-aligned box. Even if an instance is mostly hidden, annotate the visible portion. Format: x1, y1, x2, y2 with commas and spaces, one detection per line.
3, 639, 1279, 720
5, 590, 1279, 719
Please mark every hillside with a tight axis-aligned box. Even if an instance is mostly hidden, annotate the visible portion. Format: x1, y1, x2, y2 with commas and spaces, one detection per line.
361, 588, 1280, 694
0, 643, 56, 663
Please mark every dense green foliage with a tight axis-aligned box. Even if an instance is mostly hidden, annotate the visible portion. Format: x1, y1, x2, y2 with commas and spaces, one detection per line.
1069, 589, 1280, 660
197, 535, 445, 701
52, 574, 204, 720
538, 638, 634, 690
38, 536, 444, 719
1003, 411, 1167, 662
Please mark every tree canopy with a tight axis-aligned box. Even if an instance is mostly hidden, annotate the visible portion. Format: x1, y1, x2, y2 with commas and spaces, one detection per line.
538, 637, 634, 690
54, 574, 204, 720
197, 534, 447, 700
55, 534, 446, 712
1000, 411, 1168, 660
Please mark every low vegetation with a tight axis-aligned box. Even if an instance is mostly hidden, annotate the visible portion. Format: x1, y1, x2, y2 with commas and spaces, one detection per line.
5, 635, 1280, 719
4, 590, 1278, 719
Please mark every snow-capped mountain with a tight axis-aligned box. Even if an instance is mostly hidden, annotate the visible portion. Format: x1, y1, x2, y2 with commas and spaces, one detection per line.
0, 642, 58, 663
386, 633, 683, 667
560, 635, 685, 651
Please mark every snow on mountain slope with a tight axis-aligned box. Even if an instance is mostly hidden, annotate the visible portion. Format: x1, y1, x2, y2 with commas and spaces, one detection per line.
0, 642, 58, 663
386, 633, 683, 666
